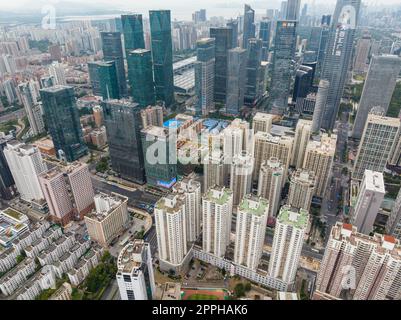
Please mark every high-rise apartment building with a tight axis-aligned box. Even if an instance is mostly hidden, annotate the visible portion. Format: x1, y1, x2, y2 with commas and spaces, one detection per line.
268, 20, 297, 114
252, 112, 273, 134
116, 240, 155, 300
291, 119, 312, 169
257, 157, 284, 217
4, 141, 47, 202
320, 0, 361, 130
226, 47, 247, 115
0, 136, 15, 200
172, 177, 202, 242
316, 222, 401, 300
269, 206, 309, 287
230, 151, 254, 206
141, 126, 177, 189
39, 162, 94, 225
84, 192, 128, 247
352, 55, 401, 140
287, 169, 315, 211
303, 134, 337, 197
203, 150, 226, 191
194, 38, 215, 116
243, 4, 255, 49
140, 105, 163, 129
48, 62, 66, 86
102, 100, 146, 184
101, 32, 127, 96
210, 27, 234, 104
352, 170, 385, 235
121, 14, 145, 54
202, 186, 233, 258
222, 118, 252, 163
234, 195, 269, 270
40, 86, 88, 162
149, 10, 175, 107
352, 113, 400, 180
253, 131, 293, 182
127, 49, 156, 107
154, 194, 188, 268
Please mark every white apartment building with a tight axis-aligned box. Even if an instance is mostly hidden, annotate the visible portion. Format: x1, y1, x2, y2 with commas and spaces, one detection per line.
84, 192, 129, 247
252, 112, 273, 134
257, 157, 283, 217
203, 150, 226, 191
287, 169, 315, 211
234, 195, 269, 270
202, 186, 233, 258
352, 170, 385, 235
291, 119, 312, 169
303, 133, 337, 198
116, 240, 155, 300
230, 151, 254, 206
269, 205, 309, 287
4, 141, 47, 202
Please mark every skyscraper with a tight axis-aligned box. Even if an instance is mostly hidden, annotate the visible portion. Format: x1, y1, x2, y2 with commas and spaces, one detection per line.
234, 195, 269, 270
116, 240, 155, 300
226, 19, 238, 48
269, 206, 309, 287
252, 112, 273, 134
259, 19, 272, 61
291, 119, 312, 169
121, 14, 145, 54
351, 170, 385, 235
172, 177, 202, 242
311, 80, 330, 133
315, 222, 401, 300
226, 47, 247, 115
141, 126, 177, 189
210, 27, 234, 105
353, 33, 371, 73
320, 0, 361, 130
4, 141, 47, 202
268, 20, 297, 114
303, 133, 337, 197
287, 170, 315, 211
18, 82, 45, 136
102, 99, 146, 184
352, 55, 401, 139
352, 113, 400, 180
230, 151, 254, 206
101, 32, 127, 96
149, 10, 175, 107
292, 65, 314, 102
40, 86, 88, 162
385, 188, 401, 240
257, 157, 284, 218
0, 137, 15, 200
203, 150, 226, 191
253, 131, 293, 182
285, 0, 301, 20
202, 186, 233, 258
244, 38, 263, 105
154, 194, 188, 269
88, 61, 120, 100
127, 49, 155, 107
48, 62, 66, 86
243, 4, 255, 49
194, 38, 215, 116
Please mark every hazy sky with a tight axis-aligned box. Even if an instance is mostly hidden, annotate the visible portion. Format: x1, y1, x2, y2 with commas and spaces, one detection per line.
0, 0, 399, 20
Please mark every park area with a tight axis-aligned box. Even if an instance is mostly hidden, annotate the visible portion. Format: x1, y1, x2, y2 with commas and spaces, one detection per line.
181, 288, 230, 300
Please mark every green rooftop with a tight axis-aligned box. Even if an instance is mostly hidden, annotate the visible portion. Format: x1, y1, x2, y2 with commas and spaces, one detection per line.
3, 208, 24, 221
203, 187, 232, 205
239, 196, 269, 216
277, 206, 309, 229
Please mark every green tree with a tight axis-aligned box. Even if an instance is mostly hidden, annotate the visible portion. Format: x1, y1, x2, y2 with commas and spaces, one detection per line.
234, 283, 245, 298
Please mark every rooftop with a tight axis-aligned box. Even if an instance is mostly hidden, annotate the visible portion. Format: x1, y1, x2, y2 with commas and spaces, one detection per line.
239, 195, 269, 217
117, 240, 146, 273
277, 205, 309, 229
203, 186, 232, 206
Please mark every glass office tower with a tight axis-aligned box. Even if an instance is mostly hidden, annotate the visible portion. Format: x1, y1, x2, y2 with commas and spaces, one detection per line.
121, 14, 145, 54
